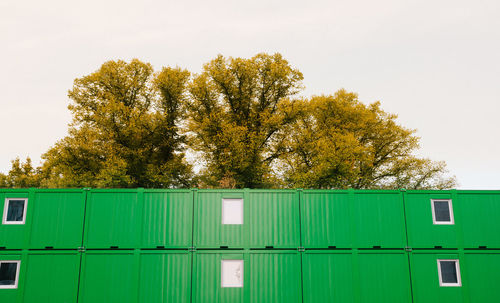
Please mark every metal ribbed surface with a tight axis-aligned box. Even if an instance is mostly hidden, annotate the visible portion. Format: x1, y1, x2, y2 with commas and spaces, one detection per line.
301, 191, 352, 248
249, 251, 302, 303
357, 252, 411, 303
460, 192, 500, 248
249, 191, 299, 248
302, 252, 354, 303
193, 252, 246, 303
0, 252, 23, 302
193, 251, 301, 303
138, 252, 191, 303
303, 251, 411, 303
195, 190, 299, 248
29, 191, 85, 249
463, 252, 500, 303
195, 191, 245, 248
79, 252, 136, 303
0, 191, 29, 249
85, 192, 139, 248
405, 191, 459, 248
354, 192, 406, 248
23, 252, 80, 303
410, 252, 465, 303
141, 191, 192, 248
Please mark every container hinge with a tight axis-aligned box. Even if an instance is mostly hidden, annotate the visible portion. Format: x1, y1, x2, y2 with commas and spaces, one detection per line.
400, 188, 407, 192
78, 246, 86, 252
83, 188, 91, 191
405, 246, 412, 252
297, 247, 305, 252
189, 246, 196, 252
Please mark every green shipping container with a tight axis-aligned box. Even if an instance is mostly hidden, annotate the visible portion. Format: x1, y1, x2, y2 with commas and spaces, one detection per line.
0, 251, 80, 303
459, 192, 500, 248
78, 250, 191, 303
192, 250, 302, 303
84, 189, 193, 249
301, 190, 406, 249
405, 191, 500, 249
194, 190, 300, 249
0, 189, 86, 249
410, 251, 500, 303
0, 190, 29, 249
302, 250, 412, 303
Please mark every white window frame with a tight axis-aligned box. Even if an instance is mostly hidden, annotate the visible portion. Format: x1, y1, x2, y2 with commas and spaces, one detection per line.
431, 199, 454, 225
221, 259, 244, 288
2, 198, 28, 225
437, 259, 462, 287
0, 260, 21, 289
221, 198, 244, 225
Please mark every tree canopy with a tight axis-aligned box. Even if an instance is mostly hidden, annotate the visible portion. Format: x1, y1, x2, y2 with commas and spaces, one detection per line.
276, 91, 456, 189
0, 54, 457, 189
37, 59, 193, 188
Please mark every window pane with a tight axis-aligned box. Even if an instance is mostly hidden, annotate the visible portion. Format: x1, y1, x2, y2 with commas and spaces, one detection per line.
6, 200, 25, 222
221, 260, 243, 287
434, 201, 451, 222
0, 263, 17, 286
222, 199, 243, 225
440, 261, 458, 283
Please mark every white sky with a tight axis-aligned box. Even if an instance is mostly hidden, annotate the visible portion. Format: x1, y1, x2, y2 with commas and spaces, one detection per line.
0, 0, 499, 189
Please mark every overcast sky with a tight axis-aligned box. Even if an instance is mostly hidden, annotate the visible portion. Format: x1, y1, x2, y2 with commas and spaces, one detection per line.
1, 0, 499, 189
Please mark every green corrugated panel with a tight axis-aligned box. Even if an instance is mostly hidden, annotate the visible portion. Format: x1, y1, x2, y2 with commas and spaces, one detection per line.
405, 190, 500, 249
248, 191, 300, 248
141, 190, 193, 248
78, 250, 191, 303
357, 251, 412, 302
0, 190, 29, 249
194, 190, 246, 248
301, 190, 408, 249
405, 191, 459, 248
84, 191, 140, 249
192, 250, 301, 303
463, 252, 500, 303
353, 191, 406, 248
84, 189, 193, 249
301, 191, 352, 248
0, 251, 80, 303
302, 250, 411, 303
138, 251, 191, 303
194, 190, 299, 248
78, 251, 136, 303
302, 251, 354, 303
459, 192, 500, 248
193, 251, 246, 303
249, 251, 302, 302
0, 251, 23, 302
23, 251, 80, 303
0, 189, 85, 249
29, 190, 86, 249
410, 251, 465, 303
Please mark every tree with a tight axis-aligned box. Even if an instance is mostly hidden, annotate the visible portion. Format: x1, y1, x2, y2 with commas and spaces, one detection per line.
186, 53, 304, 188
1, 54, 457, 190
0, 158, 40, 188
277, 90, 457, 189
39, 60, 193, 188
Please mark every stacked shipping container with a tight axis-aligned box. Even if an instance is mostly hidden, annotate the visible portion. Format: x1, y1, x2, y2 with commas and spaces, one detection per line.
0, 188, 499, 302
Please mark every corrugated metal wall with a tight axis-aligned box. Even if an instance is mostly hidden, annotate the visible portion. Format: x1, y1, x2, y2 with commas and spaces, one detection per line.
0, 188, 499, 302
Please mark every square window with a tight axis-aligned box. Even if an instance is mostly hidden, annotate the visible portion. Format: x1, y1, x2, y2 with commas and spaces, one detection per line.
437, 259, 461, 287
431, 199, 454, 225
222, 198, 243, 225
221, 260, 243, 288
2, 198, 28, 225
0, 261, 21, 289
